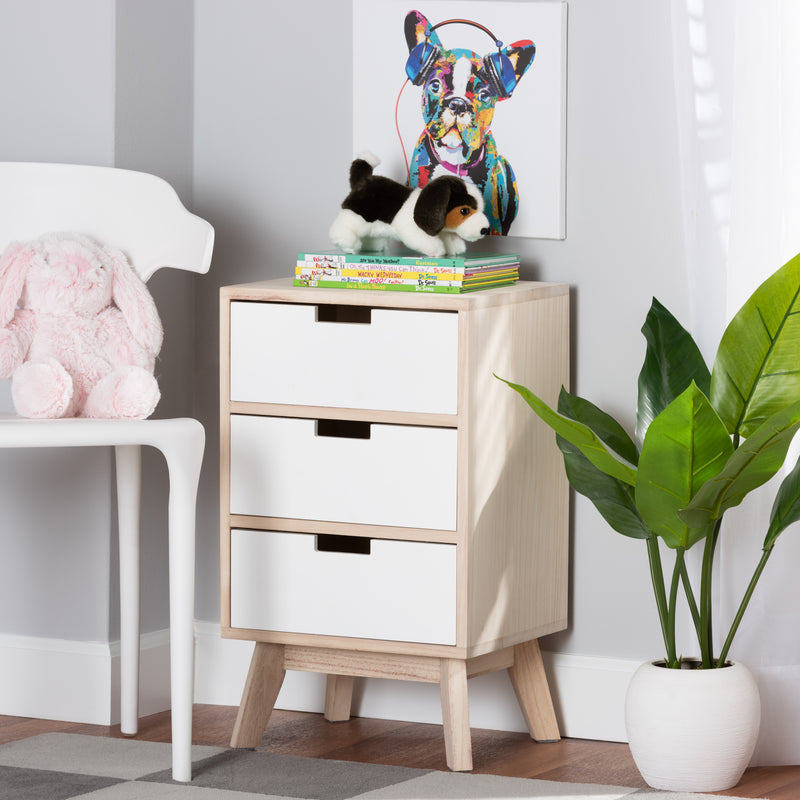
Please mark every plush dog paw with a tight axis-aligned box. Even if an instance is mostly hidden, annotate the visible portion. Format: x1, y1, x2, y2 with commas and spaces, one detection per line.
329, 210, 363, 253
414, 239, 446, 258
83, 366, 160, 419
360, 236, 389, 253
0, 329, 24, 379
441, 233, 467, 256
11, 358, 73, 418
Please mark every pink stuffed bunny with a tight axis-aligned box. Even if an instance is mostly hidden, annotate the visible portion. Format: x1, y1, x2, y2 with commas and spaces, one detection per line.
0, 232, 163, 419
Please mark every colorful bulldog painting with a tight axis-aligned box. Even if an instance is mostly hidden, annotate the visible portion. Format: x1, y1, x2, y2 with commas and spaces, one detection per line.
404, 10, 536, 235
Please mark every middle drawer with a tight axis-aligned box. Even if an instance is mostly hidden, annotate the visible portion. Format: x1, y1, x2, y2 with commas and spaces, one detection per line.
229, 415, 458, 530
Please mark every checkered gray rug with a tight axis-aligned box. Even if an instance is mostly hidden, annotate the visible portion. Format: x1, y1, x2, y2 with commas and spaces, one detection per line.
0, 733, 760, 799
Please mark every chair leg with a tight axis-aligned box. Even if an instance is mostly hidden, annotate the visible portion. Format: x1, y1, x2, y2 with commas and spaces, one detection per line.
115, 444, 142, 737
161, 419, 205, 783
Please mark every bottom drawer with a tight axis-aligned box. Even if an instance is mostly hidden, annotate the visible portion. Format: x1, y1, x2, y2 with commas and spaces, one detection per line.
230, 529, 457, 645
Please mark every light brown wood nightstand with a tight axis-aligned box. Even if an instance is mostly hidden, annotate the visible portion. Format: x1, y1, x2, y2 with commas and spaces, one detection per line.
219, 278, 569, 771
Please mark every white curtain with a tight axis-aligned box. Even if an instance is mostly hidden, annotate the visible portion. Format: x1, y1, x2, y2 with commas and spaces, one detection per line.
672, 0, 800, 765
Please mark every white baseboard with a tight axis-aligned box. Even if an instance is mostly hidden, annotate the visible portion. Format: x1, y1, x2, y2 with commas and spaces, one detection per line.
744, 663, 800, 766
0, 622, 639, 740
7, 623, 800, 766
192, 622, 637, 743
0, 629, 171, 725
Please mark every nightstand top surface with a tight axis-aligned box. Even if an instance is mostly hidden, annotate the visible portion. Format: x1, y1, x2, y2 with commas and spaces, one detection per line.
221, 278, 568, 310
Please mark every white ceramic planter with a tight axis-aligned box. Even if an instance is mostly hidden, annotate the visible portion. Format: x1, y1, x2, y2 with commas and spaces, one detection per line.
624, 659, 760, 792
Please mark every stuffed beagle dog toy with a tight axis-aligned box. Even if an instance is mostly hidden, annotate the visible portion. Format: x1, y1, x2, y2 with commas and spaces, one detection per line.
329, 152, 490, 258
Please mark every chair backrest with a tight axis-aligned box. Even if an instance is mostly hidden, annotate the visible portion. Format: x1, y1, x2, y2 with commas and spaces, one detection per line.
0, 162, 214, 282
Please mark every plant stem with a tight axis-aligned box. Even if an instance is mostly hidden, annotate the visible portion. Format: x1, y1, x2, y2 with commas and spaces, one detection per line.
667, 547, 685, 665
678, 555, 702, 643
717, 547, 773, 667
699, 520, 722, 668
646, 534, 676, 667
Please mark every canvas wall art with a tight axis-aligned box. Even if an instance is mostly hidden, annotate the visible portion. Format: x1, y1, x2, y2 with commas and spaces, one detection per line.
352, 0, 567, 239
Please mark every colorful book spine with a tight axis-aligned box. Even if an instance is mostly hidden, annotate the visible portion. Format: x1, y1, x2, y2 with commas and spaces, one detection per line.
459, 280, 517, 292
297, 275, 463, 288
296, 262, 519, 276
294, 278, 465, 293
296, 266, 468, 282
293, 277, 517, 293
298, 251, 521, 269
295, 266, 518, 285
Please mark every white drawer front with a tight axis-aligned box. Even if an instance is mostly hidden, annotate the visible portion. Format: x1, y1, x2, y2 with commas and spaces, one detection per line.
230, 415, 457, 530
229, 301, 458, 413
230, 529, 457, 645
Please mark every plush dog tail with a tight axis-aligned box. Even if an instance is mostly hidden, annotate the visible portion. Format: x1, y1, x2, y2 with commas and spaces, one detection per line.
349, 151, 381, 190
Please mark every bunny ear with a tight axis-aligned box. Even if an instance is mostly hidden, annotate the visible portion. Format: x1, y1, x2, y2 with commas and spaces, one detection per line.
0, 242, 34, 328
106, 245, 163, 356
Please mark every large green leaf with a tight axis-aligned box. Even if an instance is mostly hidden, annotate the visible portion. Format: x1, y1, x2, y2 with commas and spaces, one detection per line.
558, 388, 638, 465
711, 253, 800, 437
765, 454, 800, 550
497, 376, 638, 486
636, 298, 711, 446
636, 383, 731, 549
680, 398, 800, 528
558, 439, 649, 538
556, 389, 648, 539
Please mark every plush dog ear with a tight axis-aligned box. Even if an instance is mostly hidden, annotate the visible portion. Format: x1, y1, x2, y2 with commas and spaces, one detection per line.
0, 242, 34, 328
106, 245, 163, 356
414, 177, 459, 236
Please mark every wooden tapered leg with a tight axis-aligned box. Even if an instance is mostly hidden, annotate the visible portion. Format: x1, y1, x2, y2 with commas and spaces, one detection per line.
440, 659, 472, 772
231, 642, 286, 748
507, 639, 560, 742
324, 674, 355, 722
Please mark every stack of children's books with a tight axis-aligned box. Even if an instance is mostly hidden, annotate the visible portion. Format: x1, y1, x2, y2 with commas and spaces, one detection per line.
294, 250, 519, 293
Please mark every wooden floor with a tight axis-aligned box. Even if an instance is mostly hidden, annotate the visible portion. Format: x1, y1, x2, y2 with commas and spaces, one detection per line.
1, 705, 799, 798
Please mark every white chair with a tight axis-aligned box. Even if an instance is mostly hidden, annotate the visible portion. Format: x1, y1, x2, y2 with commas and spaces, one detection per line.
0, 162, 214, 782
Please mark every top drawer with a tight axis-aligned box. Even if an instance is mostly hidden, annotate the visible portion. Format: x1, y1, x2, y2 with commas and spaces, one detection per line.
229, 301, 458, 413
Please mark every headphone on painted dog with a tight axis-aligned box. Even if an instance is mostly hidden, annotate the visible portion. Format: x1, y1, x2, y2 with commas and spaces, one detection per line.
405, 18, 522, 99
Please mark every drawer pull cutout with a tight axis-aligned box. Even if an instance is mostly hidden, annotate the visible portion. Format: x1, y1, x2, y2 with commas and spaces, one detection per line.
316, 419, 371, 439
316, 305, 372, 324
316, 534, 371, 555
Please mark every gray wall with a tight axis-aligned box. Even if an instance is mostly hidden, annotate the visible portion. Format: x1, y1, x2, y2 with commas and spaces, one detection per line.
0, 0, 117, 643
0, 0, 723, 678
0, 0, 195, 642
192, 0, 356, 622
113, 0, 196, 639
191, 0, 692, 662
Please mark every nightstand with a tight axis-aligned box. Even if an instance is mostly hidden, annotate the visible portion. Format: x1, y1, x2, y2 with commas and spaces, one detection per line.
220, 278, 569, 770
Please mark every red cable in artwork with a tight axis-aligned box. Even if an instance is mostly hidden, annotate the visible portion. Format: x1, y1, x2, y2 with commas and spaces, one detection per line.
395, 78, 411, 184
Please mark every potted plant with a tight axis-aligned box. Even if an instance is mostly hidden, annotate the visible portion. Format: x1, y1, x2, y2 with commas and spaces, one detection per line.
497, 253, 800, 792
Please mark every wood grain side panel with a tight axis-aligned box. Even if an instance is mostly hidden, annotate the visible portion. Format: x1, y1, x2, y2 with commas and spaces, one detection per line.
465, 293, 570, 648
